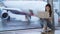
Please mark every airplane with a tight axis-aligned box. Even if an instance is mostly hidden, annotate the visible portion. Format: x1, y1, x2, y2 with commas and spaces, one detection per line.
1, 8, 40, 22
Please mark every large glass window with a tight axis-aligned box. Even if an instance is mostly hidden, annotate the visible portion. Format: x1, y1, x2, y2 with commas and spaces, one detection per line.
53, 0, 59, 28
0, 0, 48, 32
53, 0, 60, 34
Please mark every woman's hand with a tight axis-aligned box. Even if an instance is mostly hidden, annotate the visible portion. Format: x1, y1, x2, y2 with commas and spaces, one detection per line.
49, 17, 52, 20
48, 17, 52, 22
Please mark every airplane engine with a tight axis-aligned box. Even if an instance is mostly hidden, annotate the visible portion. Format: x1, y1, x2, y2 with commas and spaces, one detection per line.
1, 10, 10, 22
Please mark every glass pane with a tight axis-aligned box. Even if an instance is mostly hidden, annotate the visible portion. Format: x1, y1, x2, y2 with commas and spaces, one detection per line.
53, 0, 60, 34
53, 0, 59, 28
0, 1, 47, 34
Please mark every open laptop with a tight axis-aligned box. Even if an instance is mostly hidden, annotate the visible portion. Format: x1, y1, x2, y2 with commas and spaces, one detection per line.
38, 12, 49, 18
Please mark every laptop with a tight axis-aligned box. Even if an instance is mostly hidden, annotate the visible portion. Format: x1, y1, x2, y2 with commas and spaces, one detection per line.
38, 12, 49, 18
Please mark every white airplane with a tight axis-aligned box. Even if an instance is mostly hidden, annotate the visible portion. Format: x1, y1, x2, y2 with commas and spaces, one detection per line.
1, 8, 40, 22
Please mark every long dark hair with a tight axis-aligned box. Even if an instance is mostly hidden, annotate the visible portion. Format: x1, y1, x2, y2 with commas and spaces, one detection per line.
45, 3, 52, 17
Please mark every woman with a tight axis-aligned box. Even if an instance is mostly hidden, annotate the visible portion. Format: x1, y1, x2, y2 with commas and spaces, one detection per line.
42, 3, 53, 32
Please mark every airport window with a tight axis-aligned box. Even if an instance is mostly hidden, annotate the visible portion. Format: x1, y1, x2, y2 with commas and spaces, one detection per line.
53, 0, 60, 34
0, 0, 48, 32
0, 0, 58, 34
53, 0, 60, 27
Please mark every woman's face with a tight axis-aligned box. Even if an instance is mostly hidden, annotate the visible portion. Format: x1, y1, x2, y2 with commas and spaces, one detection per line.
45, 6, 50, 12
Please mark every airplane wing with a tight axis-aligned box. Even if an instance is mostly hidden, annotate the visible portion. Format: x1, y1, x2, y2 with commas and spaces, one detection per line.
3, 8, 29, 15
